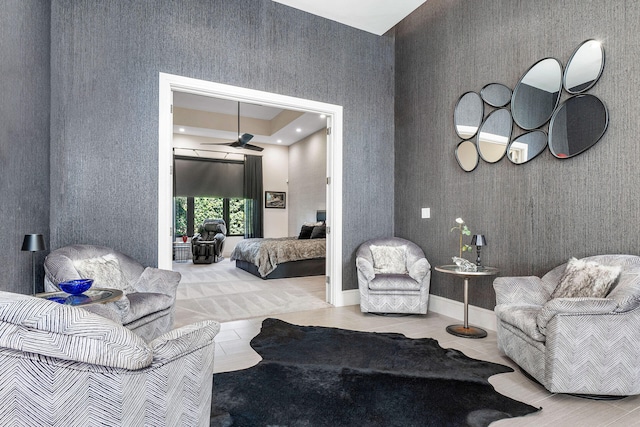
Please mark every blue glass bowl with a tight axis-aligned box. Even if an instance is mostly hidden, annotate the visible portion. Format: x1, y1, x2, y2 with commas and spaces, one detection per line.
59, 279, 93, 295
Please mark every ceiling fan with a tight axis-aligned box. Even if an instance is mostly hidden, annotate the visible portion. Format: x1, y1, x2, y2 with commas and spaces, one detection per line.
201, 102, 264, 152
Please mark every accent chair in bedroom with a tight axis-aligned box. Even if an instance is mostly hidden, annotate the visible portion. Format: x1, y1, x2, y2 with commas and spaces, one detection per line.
494, 254, 640, 396
356, 237, 431, 314
192, 218, 227, 264
44, 244, 181, 341
0, 290, 218, 426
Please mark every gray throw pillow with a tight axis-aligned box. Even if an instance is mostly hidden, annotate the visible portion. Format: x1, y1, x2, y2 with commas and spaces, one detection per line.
369, 245, 408, 274
551, 257, 621, 299
73, 254, 133, 294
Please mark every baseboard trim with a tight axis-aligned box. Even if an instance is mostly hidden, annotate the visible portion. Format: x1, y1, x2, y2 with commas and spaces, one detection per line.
428, 295, 497, 331
335, 289, 360, 307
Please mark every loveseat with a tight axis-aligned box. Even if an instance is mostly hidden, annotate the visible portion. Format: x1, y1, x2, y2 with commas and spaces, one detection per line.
0, 290, 218, 426
44, 245, 181, 341
494, 254, 640, 396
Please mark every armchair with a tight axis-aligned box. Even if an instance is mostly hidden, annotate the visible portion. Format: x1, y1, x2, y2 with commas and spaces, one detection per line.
44, 245, 181, 341
356, 237, 431, 314
494, 254, 640, 396
192, 219, 227, 264
0, 290, 219, 426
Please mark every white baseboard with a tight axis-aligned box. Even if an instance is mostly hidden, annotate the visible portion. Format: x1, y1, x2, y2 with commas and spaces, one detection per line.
334, 289, 360, 307
428, 295, 497, 331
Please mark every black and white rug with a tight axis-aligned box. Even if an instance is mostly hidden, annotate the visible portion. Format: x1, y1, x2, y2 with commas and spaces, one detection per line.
211, 318, 540, 426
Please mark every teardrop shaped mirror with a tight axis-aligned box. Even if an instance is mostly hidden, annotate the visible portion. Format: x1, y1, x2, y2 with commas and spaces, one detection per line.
480, 83, 512, 107
511, 58, 563, 130
548, 94, 608, 159
455, 140, 479, 172
454, 92, 483, 140
564, 39, 604, 94
508, 130, 547, 164
477, 108, 512, 163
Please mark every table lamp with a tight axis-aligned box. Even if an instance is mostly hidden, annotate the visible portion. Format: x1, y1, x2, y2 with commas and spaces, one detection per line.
470, 234, 487, 266
22, 234, 46, 295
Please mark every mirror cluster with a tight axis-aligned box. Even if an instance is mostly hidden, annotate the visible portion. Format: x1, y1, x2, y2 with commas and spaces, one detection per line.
453, 40, 608, 172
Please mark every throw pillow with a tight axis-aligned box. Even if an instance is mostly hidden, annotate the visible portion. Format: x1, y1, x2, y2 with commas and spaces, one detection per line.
298, 225, 314, 239
551, 257, 621, 299
310, 225, 326, 239
73, 254, 133, 294
369, 245, 408, 274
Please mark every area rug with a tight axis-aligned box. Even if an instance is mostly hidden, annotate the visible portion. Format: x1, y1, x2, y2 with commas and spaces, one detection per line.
210, 318, 540, 427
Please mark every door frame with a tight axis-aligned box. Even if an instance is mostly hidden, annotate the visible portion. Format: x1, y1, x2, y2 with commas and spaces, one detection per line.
158, 72, 345, 305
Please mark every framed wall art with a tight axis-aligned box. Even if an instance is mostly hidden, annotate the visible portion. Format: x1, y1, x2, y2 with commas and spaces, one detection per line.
265, 191, 286, 208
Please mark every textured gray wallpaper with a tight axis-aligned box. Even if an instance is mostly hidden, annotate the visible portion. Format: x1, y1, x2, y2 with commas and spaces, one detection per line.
0, 0, 50, 294
395, 0, 640, 309
49, 0, 395, 290
288, 129, 327, 233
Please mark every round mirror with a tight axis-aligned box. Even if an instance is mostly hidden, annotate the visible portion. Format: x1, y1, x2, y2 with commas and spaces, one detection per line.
477, 109, 512, 163
455, 140, 479, 172
511, 58, 563, 130
480, 83, 512, 107
454, 92, 483, 140
564, 39, 604, 94
508, 130, 547, 164
548, 94, 608, 159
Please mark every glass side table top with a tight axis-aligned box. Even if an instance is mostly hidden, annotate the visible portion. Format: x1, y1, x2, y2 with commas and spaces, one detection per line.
36, 288, 123, 306
435, 265, 499, 277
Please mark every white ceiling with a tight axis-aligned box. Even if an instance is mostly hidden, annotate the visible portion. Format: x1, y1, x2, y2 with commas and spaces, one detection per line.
271, 0, 427, 35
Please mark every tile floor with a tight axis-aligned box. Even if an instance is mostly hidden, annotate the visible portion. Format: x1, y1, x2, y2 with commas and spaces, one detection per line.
182, 304, 640, 426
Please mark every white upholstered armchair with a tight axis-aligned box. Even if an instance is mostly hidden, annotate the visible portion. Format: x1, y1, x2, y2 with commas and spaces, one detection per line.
494, 254, 640, 396
356, 237, 431, 314
0, 291, 218, 426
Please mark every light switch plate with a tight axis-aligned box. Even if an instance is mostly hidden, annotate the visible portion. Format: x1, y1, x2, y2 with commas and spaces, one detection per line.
421, 208, 431, 219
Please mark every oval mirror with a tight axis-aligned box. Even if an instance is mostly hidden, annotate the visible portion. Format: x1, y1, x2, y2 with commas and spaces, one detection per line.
564, 39, 604, 94
511, 58, 563, 130
454, 92, 483, 140
455, 140, 479, 172
508, 130, 547, 164
477, 108, 512, 163
480, 83, 512, 107
548, 94, 608, 159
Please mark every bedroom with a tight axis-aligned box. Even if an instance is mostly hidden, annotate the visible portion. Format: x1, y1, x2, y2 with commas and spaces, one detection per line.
171, 92, 330, 322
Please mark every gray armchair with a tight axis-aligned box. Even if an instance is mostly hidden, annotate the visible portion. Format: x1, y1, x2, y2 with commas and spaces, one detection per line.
494, 254, 640, 396
356, 237, 431, 314
44, 245, 181, 341
0, 290, 218, 426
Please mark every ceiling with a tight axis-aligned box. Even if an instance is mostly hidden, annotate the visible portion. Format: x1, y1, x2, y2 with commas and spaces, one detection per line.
271, 0, 427, 35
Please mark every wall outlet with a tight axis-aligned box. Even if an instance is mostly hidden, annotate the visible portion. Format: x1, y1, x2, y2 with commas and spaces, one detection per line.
421, 208, 431, 219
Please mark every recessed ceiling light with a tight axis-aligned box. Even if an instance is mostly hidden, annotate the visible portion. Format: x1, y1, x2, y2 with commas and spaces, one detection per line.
296, 128, 302, 132
277, 139, 282, 143
179, 128, 185, 132
320, 114, 326, 119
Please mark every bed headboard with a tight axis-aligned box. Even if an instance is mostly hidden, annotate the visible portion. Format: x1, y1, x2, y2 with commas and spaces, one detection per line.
316, 210, 326, 223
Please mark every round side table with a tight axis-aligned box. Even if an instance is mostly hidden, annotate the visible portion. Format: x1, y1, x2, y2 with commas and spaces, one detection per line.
435, 265, 499, 339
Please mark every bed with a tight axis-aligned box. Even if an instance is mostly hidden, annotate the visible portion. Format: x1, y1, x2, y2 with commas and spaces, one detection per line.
230, 212, 327, 279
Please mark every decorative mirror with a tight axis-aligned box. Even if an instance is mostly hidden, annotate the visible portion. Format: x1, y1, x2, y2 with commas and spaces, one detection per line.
480, 83, 512, 107
455, 140, 479, 172
454, 92, 483, 140
548, 94, 608, 159
508, 130, 547, 164
477, 109, 512, 163
564, 40, 604, 94
511, 58, 563, 130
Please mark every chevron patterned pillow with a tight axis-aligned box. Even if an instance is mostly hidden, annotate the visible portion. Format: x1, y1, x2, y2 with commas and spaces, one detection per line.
552, 257, 621, 299
370, 245, 408, 274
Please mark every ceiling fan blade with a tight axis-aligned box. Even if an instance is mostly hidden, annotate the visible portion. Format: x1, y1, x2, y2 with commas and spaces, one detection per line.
242, 143, 264, 152
200, 141, 235, 146
239, 133, 254, 144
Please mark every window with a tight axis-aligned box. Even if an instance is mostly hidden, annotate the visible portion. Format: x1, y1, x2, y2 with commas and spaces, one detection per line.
174, 196, 245, 237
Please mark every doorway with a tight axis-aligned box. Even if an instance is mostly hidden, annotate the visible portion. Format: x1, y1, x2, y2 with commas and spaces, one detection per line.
158, 73, 345, 306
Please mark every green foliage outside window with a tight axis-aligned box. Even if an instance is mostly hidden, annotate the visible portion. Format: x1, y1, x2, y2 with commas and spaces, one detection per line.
174, 196, 245, 237
174, 197, 187, 236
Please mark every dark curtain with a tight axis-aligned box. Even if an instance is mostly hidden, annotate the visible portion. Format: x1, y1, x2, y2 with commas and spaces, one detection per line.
244, 155, 263, 238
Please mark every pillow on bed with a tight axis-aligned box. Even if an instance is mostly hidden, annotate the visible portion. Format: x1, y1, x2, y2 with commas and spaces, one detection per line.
298, 225, 315, 239
310, 225, 326, 239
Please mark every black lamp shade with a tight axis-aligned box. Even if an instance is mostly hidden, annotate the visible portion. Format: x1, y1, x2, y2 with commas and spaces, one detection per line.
471, 234, 487, 246
21, 234, 45, 252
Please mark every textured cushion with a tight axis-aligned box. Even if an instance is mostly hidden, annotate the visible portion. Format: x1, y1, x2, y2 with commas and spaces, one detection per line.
74, 254, 133, 293
122, 292, 173, 324
369, 274, 421, 291
298, 225, 314, 239
494, 304, 546, 342
310, 225, 326, 239
369, 245, 407, 274
551, 257, 621, 299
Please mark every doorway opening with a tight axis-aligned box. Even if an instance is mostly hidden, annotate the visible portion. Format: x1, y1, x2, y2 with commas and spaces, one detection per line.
158, 73, 345, 305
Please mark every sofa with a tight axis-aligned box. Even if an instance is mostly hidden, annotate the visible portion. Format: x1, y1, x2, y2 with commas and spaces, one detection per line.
0, 290, 218, 426
494, 254, 640, 396
44, 245, 181, 341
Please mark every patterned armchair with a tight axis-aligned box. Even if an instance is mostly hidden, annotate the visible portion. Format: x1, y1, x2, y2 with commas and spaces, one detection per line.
356, 237, 431, 314
494, 254, 640, 396
0, 291, 219, 426
44, 245, 181, 341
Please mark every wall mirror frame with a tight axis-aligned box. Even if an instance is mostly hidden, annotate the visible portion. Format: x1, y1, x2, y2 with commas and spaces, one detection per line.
477, 108, 513, 163
454, 91, 484, 140
455, 140, 479, 172
564, 39, 605, 94
511, 57, 563, 130
508, 130, 547, 164
480, 83, 512, 108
